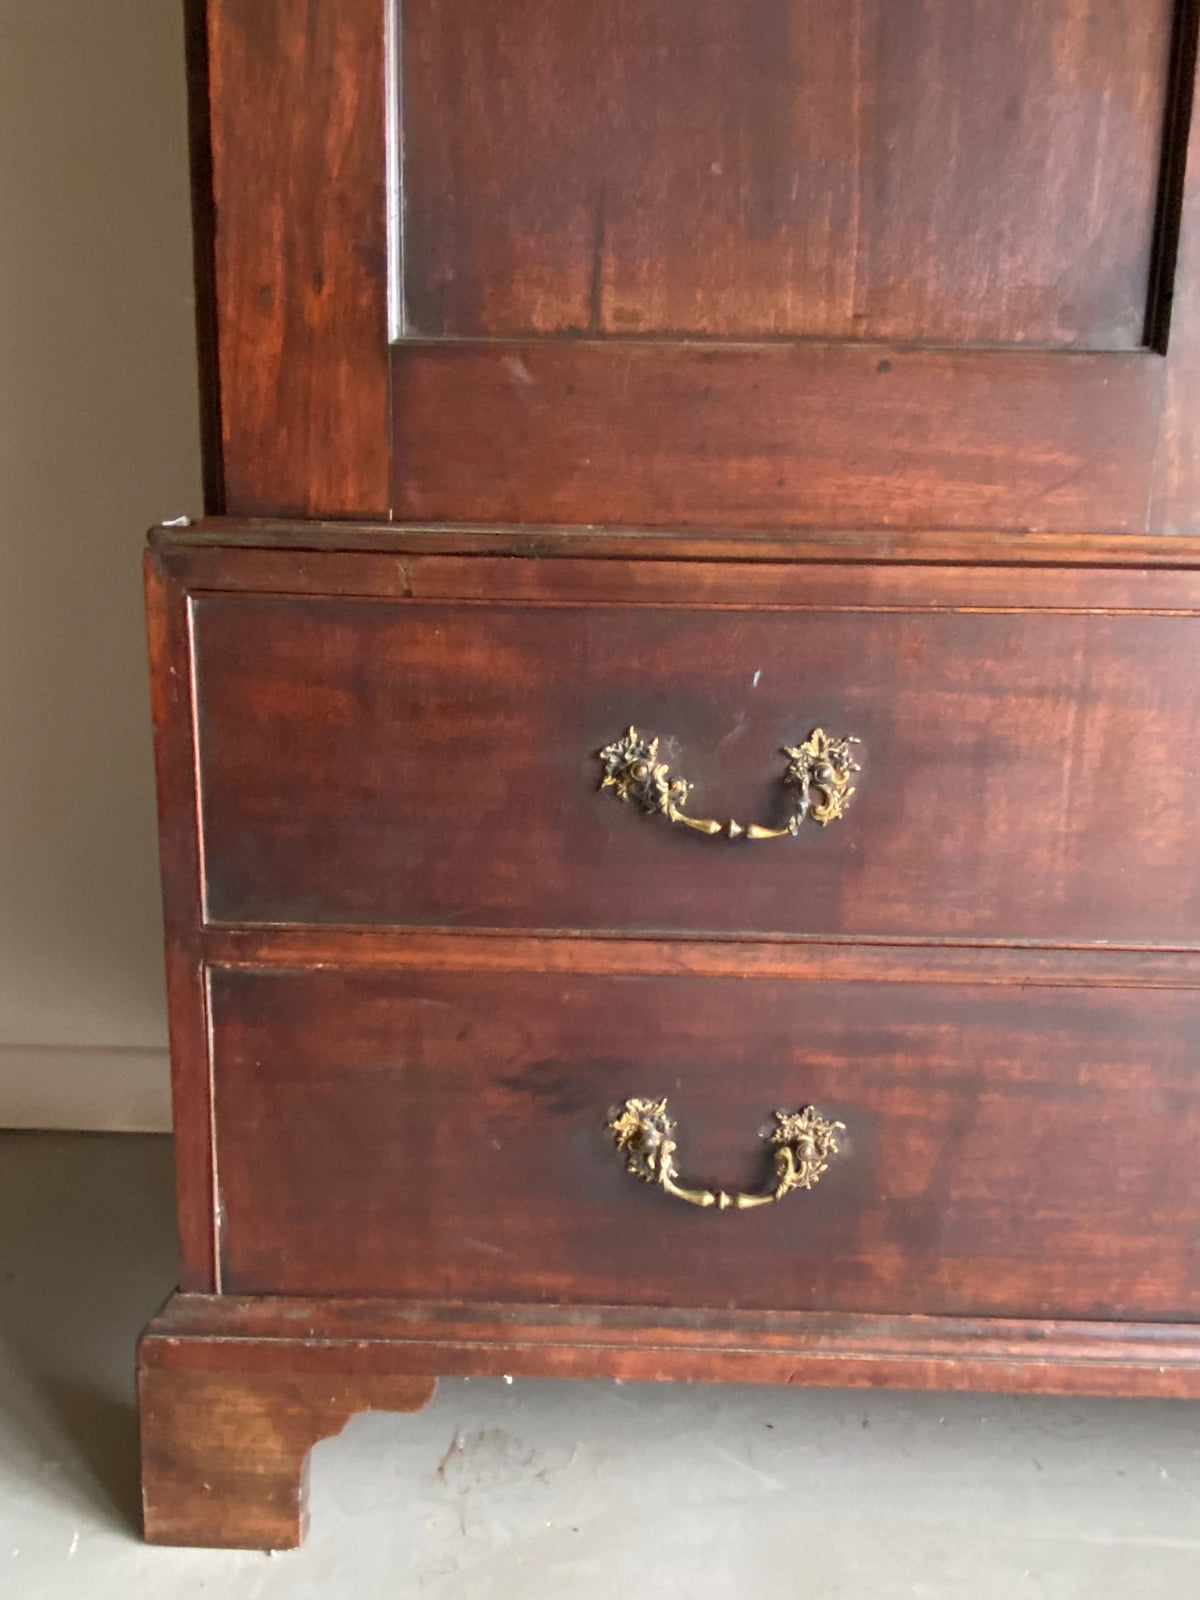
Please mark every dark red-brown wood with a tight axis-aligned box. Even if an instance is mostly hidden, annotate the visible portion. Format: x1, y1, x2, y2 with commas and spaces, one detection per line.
145, 1291, 1200, 1403
401, 0, 1173, 346
188, 2, 1200, 533
144, 526, 1200, 1545
147, 525, 1200, 1293
145, 552, 215, 1292
143, 1281, 1200, 1540
158, 0, 1200, 1546
154, 523, 1200, 597
202, 924, 1200, 990
139, 1331, 435, 1548
205, 0, 390, 516
207, 964, 1200, 1318
390, 340, 1165, 531
386, 0, 1200, 529
183, 563, 1200, 944
150, 517, 1200, 567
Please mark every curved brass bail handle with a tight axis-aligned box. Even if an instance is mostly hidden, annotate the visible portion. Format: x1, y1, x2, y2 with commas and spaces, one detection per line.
597, 726, 860, 840
608, 1097, 844, 1211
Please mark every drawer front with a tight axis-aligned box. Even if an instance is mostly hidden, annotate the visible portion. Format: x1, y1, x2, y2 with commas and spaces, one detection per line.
194, 593, 1200, 944
211, 967, 1200, 1318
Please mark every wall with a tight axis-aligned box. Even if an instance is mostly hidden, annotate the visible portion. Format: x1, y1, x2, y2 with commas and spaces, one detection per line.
0, 0, 202, 1129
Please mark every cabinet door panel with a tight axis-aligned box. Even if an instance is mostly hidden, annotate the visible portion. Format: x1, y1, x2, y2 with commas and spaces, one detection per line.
200, 0, 1200, 532
389, 0, 1192, 530
402, 0, 1174, 348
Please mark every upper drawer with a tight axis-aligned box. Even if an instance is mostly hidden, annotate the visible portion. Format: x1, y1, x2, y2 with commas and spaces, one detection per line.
179, 546, 1200, 944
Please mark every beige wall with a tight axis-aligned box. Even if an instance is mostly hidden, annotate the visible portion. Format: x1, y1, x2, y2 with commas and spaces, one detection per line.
0, 1, 202, 1128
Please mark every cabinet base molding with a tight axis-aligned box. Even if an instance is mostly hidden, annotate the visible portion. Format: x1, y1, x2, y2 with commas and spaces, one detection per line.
140, 1292, 1200, 1548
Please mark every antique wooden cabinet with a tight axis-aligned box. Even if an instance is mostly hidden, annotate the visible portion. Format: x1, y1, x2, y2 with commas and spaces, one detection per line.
141, 0, 1200, 1548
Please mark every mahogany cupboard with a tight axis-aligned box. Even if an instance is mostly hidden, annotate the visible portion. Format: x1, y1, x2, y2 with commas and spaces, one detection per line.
140, 0, 1200, 1547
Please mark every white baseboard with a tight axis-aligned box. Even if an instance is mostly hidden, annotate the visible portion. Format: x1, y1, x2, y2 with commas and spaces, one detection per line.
0, 1043, 172, 1132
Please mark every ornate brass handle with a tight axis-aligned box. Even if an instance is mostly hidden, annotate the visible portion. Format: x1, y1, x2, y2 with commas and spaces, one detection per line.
607, 1097, 844, 1211
598, 726, 860, 839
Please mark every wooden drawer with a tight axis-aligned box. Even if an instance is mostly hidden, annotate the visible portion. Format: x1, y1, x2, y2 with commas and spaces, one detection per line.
188, 559, 1200, 945
209, 965, 1200, 1319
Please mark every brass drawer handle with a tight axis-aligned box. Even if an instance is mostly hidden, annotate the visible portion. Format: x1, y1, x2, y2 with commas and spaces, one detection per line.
598, 726, 860, 839
608, 1097, 844, 1211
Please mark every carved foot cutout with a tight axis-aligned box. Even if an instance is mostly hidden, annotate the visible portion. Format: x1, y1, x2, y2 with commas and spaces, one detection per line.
139, 1359, 437, 1549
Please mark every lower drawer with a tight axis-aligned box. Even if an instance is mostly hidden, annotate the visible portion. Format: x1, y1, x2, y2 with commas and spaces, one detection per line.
210, 967, 1200, 1319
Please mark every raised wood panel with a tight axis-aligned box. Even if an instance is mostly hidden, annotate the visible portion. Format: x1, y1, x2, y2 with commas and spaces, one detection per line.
210, 966, 1200, 1319
191, 588, 1200, 944
401, 0, 1174, 347
390, 341, 1163, 530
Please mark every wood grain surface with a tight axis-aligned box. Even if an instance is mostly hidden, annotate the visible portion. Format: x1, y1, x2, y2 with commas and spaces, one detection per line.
391, 340, 1164, 531
189, 5, 1200, 534
140, 1276, 1200, 1544
156, 0, 1200, 1553
145, 553, 215, 1291
139, 1346, 435, 1548
401, 0, 1172, 347
205, 0, 390, 516
201, 927, 1200, 990
189, 582, 1200, 943
150, 517, 1200, 567
146, 1289, 1200, 1401
209, 965, 1200, 1319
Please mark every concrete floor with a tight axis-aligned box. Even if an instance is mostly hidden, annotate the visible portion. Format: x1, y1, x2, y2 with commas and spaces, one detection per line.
3, 1133, 1200, 1598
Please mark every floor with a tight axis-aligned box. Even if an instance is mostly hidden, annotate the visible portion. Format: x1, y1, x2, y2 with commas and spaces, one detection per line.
3, 1134, 1200, 1599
